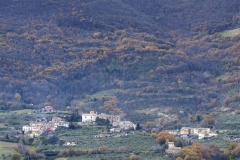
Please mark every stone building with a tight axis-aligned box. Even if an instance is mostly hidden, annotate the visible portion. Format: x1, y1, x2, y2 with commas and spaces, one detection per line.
119, 121, 136, 130
166, 142, 181, 154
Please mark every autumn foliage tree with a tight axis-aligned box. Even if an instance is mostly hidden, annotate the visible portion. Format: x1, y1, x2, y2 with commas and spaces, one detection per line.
129, 154, 142, 160
146, 121, 155, 128
98, 145, 108, 154
201, 113, 215, 127
101, 96, 122, 115
154, 131, 175, 145
233, 145, 240, 157
180, 143, 225, 160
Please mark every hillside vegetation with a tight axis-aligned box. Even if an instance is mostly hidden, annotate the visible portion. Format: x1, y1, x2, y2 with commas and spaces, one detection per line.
0, 0, 240, 124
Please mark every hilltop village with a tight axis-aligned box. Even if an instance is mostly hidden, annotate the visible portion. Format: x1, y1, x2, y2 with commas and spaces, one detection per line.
22, 109, 136, 138
22, 108, 217, 141
21, 107, 217, 140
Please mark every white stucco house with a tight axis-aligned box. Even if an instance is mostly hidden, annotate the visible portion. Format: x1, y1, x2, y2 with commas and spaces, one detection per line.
22, 125, 32, 133
82, 111, 98, 123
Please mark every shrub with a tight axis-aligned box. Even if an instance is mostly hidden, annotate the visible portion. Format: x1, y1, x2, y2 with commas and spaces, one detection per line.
67, 148, 75, 157
145, 86, 153, 93
11, 154, 21, 160
129, 154, 142, 160
118, 146, 127, 153
98, 145, 108, 154
74, 148, 81, 156
93, 32, 101, 38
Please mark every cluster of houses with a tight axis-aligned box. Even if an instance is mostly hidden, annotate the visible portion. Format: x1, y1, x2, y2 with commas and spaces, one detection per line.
167, 127, 217, 140
165, 127, 218, 154
80, 111, 137, 139
22, 110, 136, 138
81, 111, 136, 130
22, 117, 69, 137
179, 127, 217, 139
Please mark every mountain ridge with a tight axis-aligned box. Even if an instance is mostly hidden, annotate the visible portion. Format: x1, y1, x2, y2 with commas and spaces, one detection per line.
0, 0, 240, 125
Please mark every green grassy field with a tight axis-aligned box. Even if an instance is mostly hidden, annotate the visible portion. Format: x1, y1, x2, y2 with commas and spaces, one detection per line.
219, 28, 240, 38
0, 141, 19, 156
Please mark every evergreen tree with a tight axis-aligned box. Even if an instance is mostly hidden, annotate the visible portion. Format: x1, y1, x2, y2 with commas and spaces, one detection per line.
136, 123, 141, 130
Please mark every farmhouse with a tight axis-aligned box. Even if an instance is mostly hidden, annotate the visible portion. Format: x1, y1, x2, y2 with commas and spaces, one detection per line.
42, 106, 56, 113
119, 121, 136, 130
180, 127, 192, 135
22, 125, 32, 133
193, 128, 210, 135
49, 117, 69, 128
166, 142, 181, 154
98, 113, 121, 126
82, 111, 98, 123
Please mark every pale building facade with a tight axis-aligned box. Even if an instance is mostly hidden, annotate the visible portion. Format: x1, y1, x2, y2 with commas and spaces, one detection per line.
22, 116, 68, 136
49, 117, 69, 128
82, 111, 120, 126
97, 113, 120, 125
166, 142, 181, 154
119, 121, 136, 130
82, 111, 98, 123
193, 128, 210, 135
22, 125, 32, 133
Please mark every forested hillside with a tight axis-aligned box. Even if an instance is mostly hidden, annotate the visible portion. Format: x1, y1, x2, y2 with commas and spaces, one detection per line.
0, 0, 240, 124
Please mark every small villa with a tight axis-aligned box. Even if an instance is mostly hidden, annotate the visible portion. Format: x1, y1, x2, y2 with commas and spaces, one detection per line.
42, 106, 56, 113
81, 111, 120, 126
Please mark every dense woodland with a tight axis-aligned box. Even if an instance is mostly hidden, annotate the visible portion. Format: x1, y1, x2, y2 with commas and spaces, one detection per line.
0, 0, 240, 125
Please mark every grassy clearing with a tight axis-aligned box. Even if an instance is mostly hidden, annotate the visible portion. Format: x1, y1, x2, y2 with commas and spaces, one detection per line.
219, 28, 240, 38
90, 89, 120, 99
13, 109, 33, 115
0, 123, 6, 128
218, 114, 240, 125
0, 141, 18, 155
28, 145, 38, 151
57, 111, 72, 115
0, 112, 6, 116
